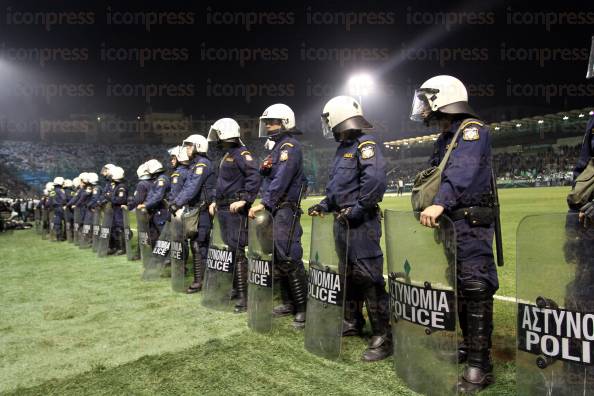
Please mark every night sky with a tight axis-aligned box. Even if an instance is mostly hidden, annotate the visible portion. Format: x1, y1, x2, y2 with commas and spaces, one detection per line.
0, 0, 592, 140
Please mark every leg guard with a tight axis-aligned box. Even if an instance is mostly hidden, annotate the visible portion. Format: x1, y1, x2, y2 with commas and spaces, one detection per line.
187, 240, 205, 293
234, 250, 248, 313
287, 265, 308, 327
457, 279, 495, 393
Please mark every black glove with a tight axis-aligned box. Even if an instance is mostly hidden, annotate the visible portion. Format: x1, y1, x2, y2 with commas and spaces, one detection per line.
580, 201, 594, 227
336, 207, 352, 222
308, 204, 325, 216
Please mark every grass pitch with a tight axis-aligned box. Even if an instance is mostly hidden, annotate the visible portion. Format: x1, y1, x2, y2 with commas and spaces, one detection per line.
0, 187, 569, 395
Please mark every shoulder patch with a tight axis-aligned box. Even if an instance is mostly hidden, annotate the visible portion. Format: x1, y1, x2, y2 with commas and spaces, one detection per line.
158, 178, 165, 187
280, 150, 289, 162
460, 120, 484, 129
118, 190, 125, 197
280, 142, 295, 149
241, 151, 253, 161
357, 140, 376, 149
195, 166, 204, 175
462, 127, 480, 141
343, 153, 354, 159
359, 142, 376, 160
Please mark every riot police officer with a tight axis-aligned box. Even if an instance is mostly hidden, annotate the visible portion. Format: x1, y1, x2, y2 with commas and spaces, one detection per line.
171, 135, 215, 293
128, 164, 152, 211
127, 163, 152, 260
70, 173, 88, 230
308, 96, 392, 361
168, 146, 190, 204
411, 75, 498, 392
575, 114, 594, 224
62, 179, 75, 240
50, 177, 67, 241
208, 118, 262, 313
249, 103, 308, 328
138, 160, 170, 246
83, 172, 101, 244
109, 166, 128, 255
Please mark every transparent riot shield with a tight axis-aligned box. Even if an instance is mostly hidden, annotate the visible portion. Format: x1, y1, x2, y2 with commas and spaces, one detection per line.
517, 213, 594, 395
73, 207, 81, 245
171, 213, 188, 292
48, 209, 56, 241
136, 209, 155, 280
304, 215, 348, 360
41, 208, 49, 240
122, 207, 136, 261
91, 209, 101, 252
65, 208, 73, 242
385, 210, 458, 396
35, 208, 41, 234
202, 210, 244, 311
97, 204, 113, 257
79, 210, 93, 249
144, 221, 171, 280
247, 210, 274, 333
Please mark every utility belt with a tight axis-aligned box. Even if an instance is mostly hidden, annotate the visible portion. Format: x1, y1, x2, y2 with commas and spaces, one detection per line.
275, 201, 300, 212
216, 195, 241, 207
338, 204, 381, 219
448, 206, 494, 226
187, 201, 208, 211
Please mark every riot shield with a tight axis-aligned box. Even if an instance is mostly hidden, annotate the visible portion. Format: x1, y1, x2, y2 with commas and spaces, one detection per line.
171, 213, 188, 292
144, 221, 171, 280
79, 211, 93, 249
48, 209, 56, 241
122, 207, 136, 261
247, 210, 274, 333
91, 209, 101, 252
73, 207, 81, 246
517, 213, 594, 395
97, 204, 113, 257
136, 209, 153, 279
304, 215, 348, 360
41, 208, 49, 240
35, 208, 41, 234
385, 210, 458, 396
65, 208, 73, 242
202, 210, 243, 311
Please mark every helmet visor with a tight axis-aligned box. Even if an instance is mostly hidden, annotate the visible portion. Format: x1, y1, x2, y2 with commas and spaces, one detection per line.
258, 118, 283, 138
320, 113, 333, 140
410, 89, 434, 122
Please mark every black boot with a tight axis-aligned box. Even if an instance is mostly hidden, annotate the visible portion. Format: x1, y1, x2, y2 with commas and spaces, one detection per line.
361, 282, 393, 362
287, 265, 308, 328
115, 229, 126, 255
234, 252, 248, 313
273, 275, 294, 317
457, 281, 495, 394
187, 241, 205, 294
343, 299, 365, 337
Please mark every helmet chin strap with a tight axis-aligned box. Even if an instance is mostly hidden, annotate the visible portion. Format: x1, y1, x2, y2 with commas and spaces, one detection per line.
333, 129, 362, 142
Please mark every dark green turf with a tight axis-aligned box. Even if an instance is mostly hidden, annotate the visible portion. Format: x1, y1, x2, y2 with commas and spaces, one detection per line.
0, 187, 570, 395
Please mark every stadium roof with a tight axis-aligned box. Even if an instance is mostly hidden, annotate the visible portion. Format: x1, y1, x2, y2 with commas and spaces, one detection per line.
385, 107, 594, 148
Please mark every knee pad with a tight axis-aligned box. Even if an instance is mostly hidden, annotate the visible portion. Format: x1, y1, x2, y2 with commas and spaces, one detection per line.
460, 279, 493, 301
